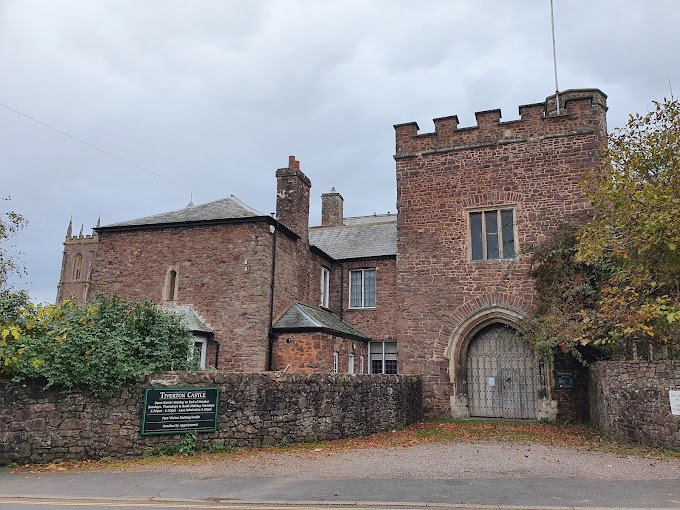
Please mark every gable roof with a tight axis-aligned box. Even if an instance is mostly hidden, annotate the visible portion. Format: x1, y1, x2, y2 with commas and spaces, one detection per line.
309, 214, 397, 260
158, 305, 213, 334
273, 302, 370, 341
100, 195, 267, 230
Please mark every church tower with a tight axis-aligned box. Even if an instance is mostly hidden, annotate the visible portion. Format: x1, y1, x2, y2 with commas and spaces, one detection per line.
56, 218, 99, 303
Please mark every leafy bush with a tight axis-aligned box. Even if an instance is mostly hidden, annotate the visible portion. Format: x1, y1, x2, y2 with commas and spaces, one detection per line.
0, 291, 192, 394
523, 99, 680, 361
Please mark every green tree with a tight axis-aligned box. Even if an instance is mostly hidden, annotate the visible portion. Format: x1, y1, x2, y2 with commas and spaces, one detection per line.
0, 292, 193, 393
524, 99, 680, 360
0, 197, 27, 289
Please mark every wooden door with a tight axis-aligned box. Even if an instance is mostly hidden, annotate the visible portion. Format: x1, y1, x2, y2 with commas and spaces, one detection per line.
466, 323, 537, 419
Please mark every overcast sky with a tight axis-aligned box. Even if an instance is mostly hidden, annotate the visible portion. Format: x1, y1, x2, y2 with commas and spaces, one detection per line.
1, 0, 678, 304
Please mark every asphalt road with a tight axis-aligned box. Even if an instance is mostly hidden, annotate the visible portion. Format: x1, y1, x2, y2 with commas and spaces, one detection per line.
1, 441, 679, 509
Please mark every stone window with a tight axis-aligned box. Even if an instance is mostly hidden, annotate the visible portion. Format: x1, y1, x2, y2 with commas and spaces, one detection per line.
349, 268, 376, 308
348, 353, 355, 374
164, 268, 178, 302
73, 253, 83, 281
332, 351, 339, 374
320, 267, 330, 308
370, 341, 397, 374
468, 207, 517, 261
359, 355, 365, 374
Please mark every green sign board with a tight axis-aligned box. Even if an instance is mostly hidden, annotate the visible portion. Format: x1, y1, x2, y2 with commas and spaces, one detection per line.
141, 387, 219, 435
554, 371, 576, 390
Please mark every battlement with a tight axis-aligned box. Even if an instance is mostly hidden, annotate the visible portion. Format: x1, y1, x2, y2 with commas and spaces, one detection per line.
394, 89, 607, 158
64, 218, 99, 244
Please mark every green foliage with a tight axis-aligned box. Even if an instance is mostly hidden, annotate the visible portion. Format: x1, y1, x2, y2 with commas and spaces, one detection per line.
178, 432, 198, 455
208, 444, 233, 453
0, 291, 192, 394
0, 198, 28, 289
524, 99, 680, 360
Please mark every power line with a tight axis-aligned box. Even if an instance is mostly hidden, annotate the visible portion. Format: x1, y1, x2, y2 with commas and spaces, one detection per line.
0, 102, 214, 200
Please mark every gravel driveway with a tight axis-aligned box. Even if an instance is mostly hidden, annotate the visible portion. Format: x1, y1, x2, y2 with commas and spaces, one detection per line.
135, 441, 680, 481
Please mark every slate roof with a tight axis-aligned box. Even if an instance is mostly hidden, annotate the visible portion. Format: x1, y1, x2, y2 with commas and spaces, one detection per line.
159, 305, 213, 334
101, 195, 266, 230
309, 214, 397, 260
273, 302, 370, 341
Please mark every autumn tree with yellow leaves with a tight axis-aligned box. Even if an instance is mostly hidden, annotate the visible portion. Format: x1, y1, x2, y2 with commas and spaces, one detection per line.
525, 99, 680, 361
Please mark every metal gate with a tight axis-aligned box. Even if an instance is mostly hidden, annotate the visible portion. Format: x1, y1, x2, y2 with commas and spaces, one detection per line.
466, 323, 537, 419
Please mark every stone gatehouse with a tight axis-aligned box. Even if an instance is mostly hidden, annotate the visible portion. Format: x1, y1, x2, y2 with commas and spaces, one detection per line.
58, 89, 608, 419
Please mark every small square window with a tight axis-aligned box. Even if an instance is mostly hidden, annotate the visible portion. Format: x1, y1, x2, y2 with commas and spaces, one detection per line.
469, 208, 517, 261
369, 341, 397, 374
349, 269, 376, 308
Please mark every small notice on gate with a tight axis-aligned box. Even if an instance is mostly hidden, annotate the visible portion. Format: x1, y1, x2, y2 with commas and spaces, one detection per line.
141, 387, 219, 435
670, 390, 680, 416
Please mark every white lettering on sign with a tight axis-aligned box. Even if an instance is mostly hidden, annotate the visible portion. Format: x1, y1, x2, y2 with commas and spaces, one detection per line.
670, 390, 680, 416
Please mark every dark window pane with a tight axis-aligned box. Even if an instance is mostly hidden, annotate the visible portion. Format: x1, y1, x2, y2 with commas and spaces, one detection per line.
470, 212, 483, 260
364, 269, 376, 307
384, 360, 398, 374
485, 212, 499, 259
371, 360, 383, 374
350, 271, 362, 307
501, 210, 515, 259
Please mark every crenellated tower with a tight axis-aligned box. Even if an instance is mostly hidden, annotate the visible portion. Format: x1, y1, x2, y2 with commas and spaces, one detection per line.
56, 217, 100, 303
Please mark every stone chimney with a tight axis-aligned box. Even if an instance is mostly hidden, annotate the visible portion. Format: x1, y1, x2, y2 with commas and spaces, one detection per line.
321, 188, 344, 227
275, 156, 311, 241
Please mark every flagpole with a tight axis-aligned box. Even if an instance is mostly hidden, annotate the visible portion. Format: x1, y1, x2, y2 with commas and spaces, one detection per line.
550, 0, 560, 114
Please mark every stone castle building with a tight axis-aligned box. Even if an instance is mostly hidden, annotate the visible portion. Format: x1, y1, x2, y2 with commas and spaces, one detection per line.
58, 89, 608, 419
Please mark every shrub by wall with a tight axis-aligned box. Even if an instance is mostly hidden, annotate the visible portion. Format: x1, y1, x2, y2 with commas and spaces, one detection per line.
0, 371, 422, 465
590, 361, 680, 448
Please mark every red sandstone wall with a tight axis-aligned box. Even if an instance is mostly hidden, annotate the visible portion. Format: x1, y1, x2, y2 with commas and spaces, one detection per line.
271, 332, 368, 373
90, 223, 274, 372
395, 90, 608, 416
341, 259, 398, 343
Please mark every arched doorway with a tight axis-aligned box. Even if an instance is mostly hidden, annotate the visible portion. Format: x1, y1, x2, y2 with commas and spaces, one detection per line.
466, 323, 538, 419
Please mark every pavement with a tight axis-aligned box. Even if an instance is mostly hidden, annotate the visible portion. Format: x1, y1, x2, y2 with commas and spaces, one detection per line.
1, 441, 679, 509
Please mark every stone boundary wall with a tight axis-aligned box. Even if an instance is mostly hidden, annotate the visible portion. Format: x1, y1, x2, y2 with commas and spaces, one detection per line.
0, 371, 422, 465
589, 361, 680, 447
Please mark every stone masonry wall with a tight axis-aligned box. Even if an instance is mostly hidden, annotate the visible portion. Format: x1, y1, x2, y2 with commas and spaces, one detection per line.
271, 332, 368, 373
394, 89, 608, 416
590, 361, 680, 448
0, 371, 422, 465
341, 258, 398, 343
90, 223, 274, 372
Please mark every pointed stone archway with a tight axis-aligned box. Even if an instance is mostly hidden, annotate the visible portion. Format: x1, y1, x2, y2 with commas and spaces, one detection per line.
444, 306, 555, 419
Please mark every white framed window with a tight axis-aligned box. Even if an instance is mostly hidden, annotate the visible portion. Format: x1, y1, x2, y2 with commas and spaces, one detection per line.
468, 207, 517, 261
369, 341, 397, 374
349, 268, 376, 308
189, 336, 207, 369
348, 354, 355, 374
320, 267, 330, 308
332, 351, 339, 374
359, 355, 365, 374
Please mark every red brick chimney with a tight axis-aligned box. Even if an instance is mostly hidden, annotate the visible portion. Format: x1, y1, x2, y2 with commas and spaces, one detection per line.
321, 188, 344, 227
275, 156, 311, 241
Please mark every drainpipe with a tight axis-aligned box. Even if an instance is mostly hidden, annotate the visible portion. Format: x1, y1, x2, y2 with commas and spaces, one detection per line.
267, 224, 278, 371
339, 262, 344, 321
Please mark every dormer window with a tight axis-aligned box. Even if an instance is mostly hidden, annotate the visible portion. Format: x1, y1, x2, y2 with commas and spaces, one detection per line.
73, 253, 83, 281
